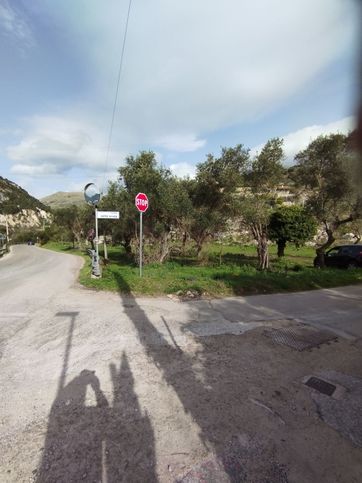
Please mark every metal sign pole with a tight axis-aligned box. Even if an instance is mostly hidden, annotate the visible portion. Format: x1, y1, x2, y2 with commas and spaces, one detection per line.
95, 206, 99, 262
140, 211, 143, 277
84, 183, 101, 278
93, 206, 101, 278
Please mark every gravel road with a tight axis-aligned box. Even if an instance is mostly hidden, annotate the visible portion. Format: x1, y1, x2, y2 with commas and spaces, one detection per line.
0, 245, 361, 482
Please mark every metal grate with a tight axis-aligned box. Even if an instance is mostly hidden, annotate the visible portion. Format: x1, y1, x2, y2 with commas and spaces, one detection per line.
305, 376, 336, 396
264, 325, 336, 351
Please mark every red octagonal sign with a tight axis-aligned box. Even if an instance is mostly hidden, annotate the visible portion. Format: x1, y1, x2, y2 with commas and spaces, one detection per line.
135, 192, 149, 212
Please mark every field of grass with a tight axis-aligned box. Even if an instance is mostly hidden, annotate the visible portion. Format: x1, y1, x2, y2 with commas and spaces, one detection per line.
42, 241, 362, 297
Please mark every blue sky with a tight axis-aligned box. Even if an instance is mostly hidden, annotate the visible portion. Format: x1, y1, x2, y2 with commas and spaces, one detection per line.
0, 0, 360, 198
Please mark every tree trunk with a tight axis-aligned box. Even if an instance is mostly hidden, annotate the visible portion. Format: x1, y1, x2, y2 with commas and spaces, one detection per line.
315, 227, 335, 268
258, 233, 269, 270
219, 242, 224, 266
182, 231, 188, 256
277, 239, 286, 257
159, 231, 171, 264
123, 235, 132, 255
196, 234, 207, 259
316, 215, 356, 267
251, 222, 269, 270
103, 233, 108, 260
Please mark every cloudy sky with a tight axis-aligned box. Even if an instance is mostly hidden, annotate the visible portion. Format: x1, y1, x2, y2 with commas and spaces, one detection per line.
0, 0, 360, 198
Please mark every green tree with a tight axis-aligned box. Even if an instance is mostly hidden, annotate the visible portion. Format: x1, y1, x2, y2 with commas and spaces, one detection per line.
51, 204, 92, 247
99, 181, 135, 254
241, 138, 285, 269
268, 205, 317, 257
293, 133, 361, 266
52, 205, 79, 247
110, 151, 193, 263
189, 145, 249, 256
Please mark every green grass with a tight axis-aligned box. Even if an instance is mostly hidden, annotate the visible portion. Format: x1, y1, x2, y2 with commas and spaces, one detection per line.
42, 241, 362, 297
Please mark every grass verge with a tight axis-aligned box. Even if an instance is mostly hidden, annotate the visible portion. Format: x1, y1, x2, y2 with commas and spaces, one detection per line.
42, 242, 362, 297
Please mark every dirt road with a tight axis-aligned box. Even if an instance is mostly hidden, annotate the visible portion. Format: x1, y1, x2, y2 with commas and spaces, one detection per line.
0, 245, 361, 482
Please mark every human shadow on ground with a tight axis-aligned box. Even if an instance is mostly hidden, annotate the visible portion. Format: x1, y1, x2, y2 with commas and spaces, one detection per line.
37, 312, 157, 483
113, 273, 289, 482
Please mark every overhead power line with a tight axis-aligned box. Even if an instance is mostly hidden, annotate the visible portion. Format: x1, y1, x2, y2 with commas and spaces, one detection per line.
102, 0, 133, 193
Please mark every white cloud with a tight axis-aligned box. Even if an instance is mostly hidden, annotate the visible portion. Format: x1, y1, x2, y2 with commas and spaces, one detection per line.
169, 162, 196, 179
27, 0, 357, 155
282, 117, 355, 160
7, 115, 123, 176
0, 1, 34, 47
3, 0, 358, 194
156, 134, 206, 152
66, 0, 356, 138
251, 116, 355, 163
11, 163, 59, 176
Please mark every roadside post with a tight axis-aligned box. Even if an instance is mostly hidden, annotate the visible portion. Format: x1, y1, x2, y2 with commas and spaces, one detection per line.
96, 211, 120, 260
84, 183, 101, 278
135, 192, 149, 277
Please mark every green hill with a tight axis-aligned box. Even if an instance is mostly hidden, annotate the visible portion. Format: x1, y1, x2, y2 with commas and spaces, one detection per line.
41, 191, 84, 209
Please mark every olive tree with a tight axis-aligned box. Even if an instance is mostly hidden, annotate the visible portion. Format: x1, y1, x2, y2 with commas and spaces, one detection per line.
106, 151, 193, 263
241, 138, 285, 269
188, 145, 250, 256
268, 205, 317, 257
294, 134, 361, 266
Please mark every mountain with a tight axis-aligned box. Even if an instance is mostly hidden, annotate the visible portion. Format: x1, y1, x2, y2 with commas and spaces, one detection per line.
41, 191, 84, 209
0, 176, 51, 230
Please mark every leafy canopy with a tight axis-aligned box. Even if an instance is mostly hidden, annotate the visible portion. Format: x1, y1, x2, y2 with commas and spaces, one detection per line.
269, 205, 317, 246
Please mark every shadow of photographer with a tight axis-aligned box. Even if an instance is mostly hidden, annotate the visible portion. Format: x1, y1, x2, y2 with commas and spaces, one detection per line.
37, 313, 157, 482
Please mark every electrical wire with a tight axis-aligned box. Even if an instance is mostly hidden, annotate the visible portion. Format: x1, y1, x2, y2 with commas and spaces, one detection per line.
101, 0, 133, 194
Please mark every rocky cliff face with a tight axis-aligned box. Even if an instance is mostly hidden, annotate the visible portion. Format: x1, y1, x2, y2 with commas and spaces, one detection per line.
0, 176, 51, 230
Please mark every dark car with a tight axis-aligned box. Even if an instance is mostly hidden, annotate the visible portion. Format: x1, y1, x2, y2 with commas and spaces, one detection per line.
314, 245, 362, 269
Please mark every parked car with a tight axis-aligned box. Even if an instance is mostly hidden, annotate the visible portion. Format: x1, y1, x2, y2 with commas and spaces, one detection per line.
314, 245, 362, 269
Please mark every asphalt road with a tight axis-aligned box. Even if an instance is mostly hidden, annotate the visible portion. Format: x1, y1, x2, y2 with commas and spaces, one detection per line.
0, 244, 81, 311
1, 245, 362, 339
0, 245, 361, 482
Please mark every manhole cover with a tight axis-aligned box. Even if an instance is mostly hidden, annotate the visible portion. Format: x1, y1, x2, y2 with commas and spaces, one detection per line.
264, 325, 337, 351
305, 376, 336, 396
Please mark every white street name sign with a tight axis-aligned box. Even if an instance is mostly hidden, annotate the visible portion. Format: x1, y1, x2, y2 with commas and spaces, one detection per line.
96, 211, 120, 219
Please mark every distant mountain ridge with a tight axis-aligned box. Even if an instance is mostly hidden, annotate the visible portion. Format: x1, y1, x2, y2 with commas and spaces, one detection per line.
0, 176, 51, 230
41, 191, 84, 209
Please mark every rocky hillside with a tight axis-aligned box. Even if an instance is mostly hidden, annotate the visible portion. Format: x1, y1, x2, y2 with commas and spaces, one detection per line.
0, 176, 51, 230
41, 191, 84, 209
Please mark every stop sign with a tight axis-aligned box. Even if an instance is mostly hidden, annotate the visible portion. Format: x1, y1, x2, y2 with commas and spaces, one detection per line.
135, 192, 149, 212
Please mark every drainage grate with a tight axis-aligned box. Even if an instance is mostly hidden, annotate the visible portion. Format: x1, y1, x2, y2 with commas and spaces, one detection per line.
264, 325, 337, 351
305, 376, 336, 396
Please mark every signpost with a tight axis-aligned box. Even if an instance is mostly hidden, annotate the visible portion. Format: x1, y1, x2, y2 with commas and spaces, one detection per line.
135, 193, 149, 277
84, 183, 102, 278
96, 211, 120, 220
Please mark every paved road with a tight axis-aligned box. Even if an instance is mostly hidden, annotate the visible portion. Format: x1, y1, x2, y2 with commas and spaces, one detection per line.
0, 245, 361, 482
0, 244, 81, 312
1, 245, 361, 339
